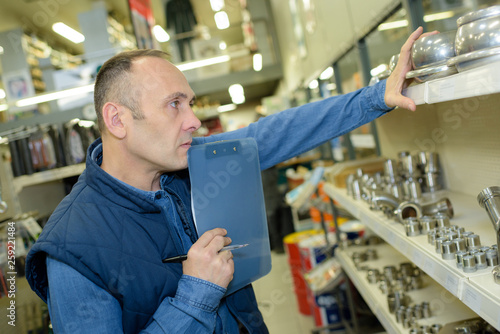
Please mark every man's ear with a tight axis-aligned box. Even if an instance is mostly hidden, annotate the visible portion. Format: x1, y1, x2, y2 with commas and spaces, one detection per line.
102, 102, 126, 139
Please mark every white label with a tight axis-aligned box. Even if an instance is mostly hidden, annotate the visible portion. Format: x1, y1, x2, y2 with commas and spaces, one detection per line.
463, 286, 482, 313
424, 258, 435, 276
412, 251, 423, 267
445, 274, 459, 294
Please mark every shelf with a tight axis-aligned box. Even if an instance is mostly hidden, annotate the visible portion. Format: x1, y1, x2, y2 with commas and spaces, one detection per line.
13, 163, 85, 193
324, 183, 500, 331
337, 243, 478, 333
402, 62, 500, 105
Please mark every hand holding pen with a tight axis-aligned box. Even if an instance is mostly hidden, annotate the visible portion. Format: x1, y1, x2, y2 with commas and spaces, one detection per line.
162, 244, 249, 263
171, 228, 241, 289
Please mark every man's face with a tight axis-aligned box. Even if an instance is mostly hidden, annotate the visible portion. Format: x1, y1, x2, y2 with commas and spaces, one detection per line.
123, 57, 201, 173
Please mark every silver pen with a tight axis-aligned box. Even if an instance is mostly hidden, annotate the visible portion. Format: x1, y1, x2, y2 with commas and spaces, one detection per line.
162, 244, 249, 263
219, 244, 249, 252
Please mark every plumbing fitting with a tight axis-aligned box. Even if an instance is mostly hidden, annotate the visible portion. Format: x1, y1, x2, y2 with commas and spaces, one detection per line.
463, 255, 477, 273
477, 186, 500, 264
404, 217, 420, 237
422, 198, 454, 218
493, 266, 500, 284
441, 241, 457, 260
419, 216, 436, 233
475, 251, 487, 269
396, 198, 454, 224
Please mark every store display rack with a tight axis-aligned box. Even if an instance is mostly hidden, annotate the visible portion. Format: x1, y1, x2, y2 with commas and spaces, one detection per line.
403, 62, 500, 105
12, 163, 85, 194
324, 183, 500, 331
337, 243, 478, 333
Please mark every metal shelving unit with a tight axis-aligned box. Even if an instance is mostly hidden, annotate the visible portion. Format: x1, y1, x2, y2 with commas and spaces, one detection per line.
324, 183, 500, 331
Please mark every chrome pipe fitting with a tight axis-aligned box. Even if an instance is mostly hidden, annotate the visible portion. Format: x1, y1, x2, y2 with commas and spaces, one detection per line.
463, 255, 477, 273
477, 186, 500, 263
441, 241, 457, 260
422, 198, 454, 218
395, 201, 422, 223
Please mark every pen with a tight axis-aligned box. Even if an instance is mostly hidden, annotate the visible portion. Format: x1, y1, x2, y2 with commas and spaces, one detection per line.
162, 244, 249, 263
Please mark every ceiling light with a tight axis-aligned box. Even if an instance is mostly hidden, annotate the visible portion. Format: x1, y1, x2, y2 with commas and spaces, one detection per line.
231, 95, 245, 104
210, 0, 225, 12
176, 55, 230, 71
326, 83, 337, 91
424, 11, 455, 22
214, 11, 230, 30
0, 46, 4, 54
153, 25, 170, 42
15, 84, 94, 107
0, 104, 7, 112
0, 89, 5, 99
253, 53, 262, 71
308, 80, 319, 90
229, 84, 245, 104
52, 22, 85, 44
377, 20, 409, 31
228, 84, 244, 97
219, 41, 227, 50
319, 67, 334, 80
217, 103, 237, 113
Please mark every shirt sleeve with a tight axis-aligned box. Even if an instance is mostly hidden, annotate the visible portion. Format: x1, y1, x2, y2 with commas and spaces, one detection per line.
193, 80, 391, 170
46, 256, 224, 333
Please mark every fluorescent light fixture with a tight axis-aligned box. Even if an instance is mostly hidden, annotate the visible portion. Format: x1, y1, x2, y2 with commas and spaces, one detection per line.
326, 83, 337, 91
219, 41, 227, 50
308, 80, 319, 90
424, 11, 455, 22
0, 104, 8, 112
377, 20, 408, 31
217, 103, 237, 113
210, 0, 225, 12
319, 67, 334, 80
228, 84, 244, 96
253, 53, 263, 72
370, 64, 389, 77
378, 11, 455, 31
229, 84, 245, 104
153, 25, 170, 42
214, 11, 230, 30
52, 22, 85, 44
231, 95, 245, 104
15, 84, 95, 107
176, 55, 230, 71
0, 89, 5, 99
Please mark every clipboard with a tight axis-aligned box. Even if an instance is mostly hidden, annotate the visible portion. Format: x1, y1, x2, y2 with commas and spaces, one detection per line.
188, 138, 272, 295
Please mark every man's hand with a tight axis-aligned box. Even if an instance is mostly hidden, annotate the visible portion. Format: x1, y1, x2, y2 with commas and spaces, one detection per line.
182, 228, 234, 289
384, 27, 439, 111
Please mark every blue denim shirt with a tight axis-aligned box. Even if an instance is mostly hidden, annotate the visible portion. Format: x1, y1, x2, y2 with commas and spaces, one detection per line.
46, 146, 239, 333
43, 80, 390, 333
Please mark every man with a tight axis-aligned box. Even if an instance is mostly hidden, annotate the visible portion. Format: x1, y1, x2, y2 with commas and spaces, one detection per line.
26, 27, 429, 333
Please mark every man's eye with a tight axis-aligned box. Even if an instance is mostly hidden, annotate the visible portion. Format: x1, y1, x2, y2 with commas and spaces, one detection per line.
170, 101, 180, 108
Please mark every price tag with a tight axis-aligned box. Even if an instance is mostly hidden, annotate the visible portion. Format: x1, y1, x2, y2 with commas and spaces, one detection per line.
445, 274, 459, 295
431, 80, 456, 102
463, 285, 482, 314
423, 258, 435, 276
386, 230, 396, 244
412, 250, 423, 267
398, 238, 409, 256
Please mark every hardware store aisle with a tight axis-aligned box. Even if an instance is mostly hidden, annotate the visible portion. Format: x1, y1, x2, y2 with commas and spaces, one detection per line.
253, 252, 317, 334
